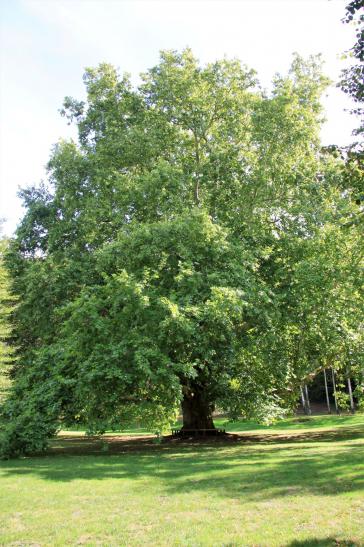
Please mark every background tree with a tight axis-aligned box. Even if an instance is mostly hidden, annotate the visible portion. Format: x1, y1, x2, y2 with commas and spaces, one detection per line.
334, 0, 364, 224
340, 0, 363, 133
0, 229, 15, 403
1, 50, 362, 457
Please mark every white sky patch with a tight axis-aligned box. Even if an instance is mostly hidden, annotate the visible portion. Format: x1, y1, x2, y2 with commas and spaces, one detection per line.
0, 0, 358, 235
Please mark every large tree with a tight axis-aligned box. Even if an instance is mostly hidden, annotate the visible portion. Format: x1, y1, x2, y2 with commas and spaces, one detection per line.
1, 50, 362, 457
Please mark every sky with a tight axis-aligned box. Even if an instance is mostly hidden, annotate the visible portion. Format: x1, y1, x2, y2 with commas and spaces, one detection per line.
0, 0, 358, 236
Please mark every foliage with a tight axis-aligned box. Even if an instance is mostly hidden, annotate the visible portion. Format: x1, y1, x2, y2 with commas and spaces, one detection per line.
332, 0, 364, 227
1, 50, 363, 457
0, 234, 15, 403
339, 0, 364, 129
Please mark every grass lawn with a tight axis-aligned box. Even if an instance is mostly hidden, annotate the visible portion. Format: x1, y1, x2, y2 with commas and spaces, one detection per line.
1, 415, 363, 546
60, 413, 364, 437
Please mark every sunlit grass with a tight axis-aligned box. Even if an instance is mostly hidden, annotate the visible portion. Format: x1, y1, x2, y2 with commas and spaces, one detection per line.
1, 415, 363, 546
60, 412, 364, 436
218, 412, 364, 432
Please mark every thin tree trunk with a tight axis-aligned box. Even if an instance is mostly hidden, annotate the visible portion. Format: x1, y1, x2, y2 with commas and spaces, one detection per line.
331, 368, 340, 414
304, 385, 311, 415
300, 386, 308, 415
323, 369, 331, 414
347, 377, 355, 414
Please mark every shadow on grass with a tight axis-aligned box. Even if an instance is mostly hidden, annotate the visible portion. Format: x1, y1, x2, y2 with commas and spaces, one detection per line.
287, 539, 359, 546
221, 414, 364, 432
53, 421, 364, 455
223, 425, 364, 444
1, 425, 363, 504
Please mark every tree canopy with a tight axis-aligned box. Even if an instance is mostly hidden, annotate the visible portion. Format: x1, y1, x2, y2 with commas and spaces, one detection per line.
0, 233, 15, 403
1, 50, 363, 458
339, 0, 363, 131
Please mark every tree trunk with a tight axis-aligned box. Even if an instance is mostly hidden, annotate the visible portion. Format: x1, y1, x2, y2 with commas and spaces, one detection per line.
304, 385, 311, 415
323, 369, 331, 414
300, 386, 307, 414
347, 377, 355, 414
331, 368, 340, 414
181, 387, 215, 430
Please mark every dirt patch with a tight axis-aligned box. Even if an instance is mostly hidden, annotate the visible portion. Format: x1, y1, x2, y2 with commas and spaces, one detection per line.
45, 425, 363, 456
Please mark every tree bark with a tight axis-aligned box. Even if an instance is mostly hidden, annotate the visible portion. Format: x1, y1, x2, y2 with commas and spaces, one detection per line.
181, 386, 215, 430
347, 377, 355, 414
304, 385, 311, 415
300, 386, 307, 414
323, 369, 331, 414
331, 368, 340, 414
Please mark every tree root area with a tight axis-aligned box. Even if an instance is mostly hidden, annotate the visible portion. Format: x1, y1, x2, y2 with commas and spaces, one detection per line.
48, 432, 239, 456
44, 426, 363, 456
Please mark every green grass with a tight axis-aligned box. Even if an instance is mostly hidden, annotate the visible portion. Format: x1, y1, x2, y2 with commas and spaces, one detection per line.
61, 413, 364, 437
1, 415, 364, 546
218, 413, 364, 432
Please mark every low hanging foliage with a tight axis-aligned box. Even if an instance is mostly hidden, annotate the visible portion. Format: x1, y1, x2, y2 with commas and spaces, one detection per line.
0, 235, 16, 403
1, 49, 362, 458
